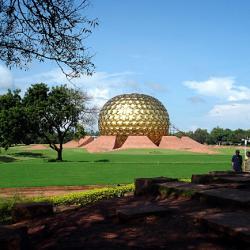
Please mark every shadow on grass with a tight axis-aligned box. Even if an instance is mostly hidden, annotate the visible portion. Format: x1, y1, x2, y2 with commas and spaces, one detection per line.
94, 159, 110, 162
46, 159, 110, 163
47, 159, 92, 163
0, 156, 17, 163
13, 152, 46, 158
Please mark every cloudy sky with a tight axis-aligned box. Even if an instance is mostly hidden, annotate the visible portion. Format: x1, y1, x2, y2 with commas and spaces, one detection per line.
2, 0, 250, 131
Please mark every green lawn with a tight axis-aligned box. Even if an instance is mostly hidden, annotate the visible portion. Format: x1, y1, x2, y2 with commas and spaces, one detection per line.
0, 146, 238, 188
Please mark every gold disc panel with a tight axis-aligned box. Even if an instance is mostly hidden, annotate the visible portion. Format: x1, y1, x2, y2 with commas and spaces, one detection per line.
98, 93, 170, 146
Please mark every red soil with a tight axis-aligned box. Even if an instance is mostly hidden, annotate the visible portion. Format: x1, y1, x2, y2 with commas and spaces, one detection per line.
159, 136, 216, 154
0, 185, 108, 198
159, 136, 182, 149
120, 136, 157, 149
85, 136, 117, 152
27, 136, 216, 154
63, 140, 79, 148
78, 136, 94, 147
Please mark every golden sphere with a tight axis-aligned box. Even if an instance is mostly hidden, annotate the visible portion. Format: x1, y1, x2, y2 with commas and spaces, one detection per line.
98, 93, 170, 145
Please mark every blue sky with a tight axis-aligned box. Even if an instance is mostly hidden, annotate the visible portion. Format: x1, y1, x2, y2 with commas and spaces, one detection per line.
1, 0, 250, 131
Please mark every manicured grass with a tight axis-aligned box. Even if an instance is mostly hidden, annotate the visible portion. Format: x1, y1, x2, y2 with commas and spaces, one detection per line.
0, 146, 238, 188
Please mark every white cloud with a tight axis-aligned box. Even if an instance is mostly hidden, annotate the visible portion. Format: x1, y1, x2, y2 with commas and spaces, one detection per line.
0, 65, 13, 90
12, 68, 141, 109
88, 88, 109, 107
207, 102, 250, 129
209, 103, 250, 118
183, 77, 250, 102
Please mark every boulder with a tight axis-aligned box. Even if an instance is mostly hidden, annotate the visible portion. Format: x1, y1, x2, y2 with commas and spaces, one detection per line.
135, 177, 177, 196
0, 225, 29, 250
116, 204, 171, 222
12, 202, 53, 222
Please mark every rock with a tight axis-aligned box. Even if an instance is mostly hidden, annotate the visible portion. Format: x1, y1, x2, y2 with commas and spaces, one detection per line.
134, 177, 177, 196
197, 188, 250, 208
116, 204, 171, 221
0, 225, 29, 250
12, 202, 53, 222
191, 174, 214, 184
194, 212, 250, 244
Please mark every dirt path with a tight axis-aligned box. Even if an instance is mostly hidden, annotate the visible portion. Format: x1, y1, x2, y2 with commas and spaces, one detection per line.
0, 185, 108, 198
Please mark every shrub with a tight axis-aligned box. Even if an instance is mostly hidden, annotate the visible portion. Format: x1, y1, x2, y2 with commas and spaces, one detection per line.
33, 184, 134, 206
0, 184, 134, 223
179, 178, 191, 182
0, 194, 23, 223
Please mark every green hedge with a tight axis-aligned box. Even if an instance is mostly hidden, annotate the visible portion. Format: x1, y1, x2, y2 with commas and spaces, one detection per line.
0, 179, 190, 223
33, 184, 135, 205
0, 184, 134, 223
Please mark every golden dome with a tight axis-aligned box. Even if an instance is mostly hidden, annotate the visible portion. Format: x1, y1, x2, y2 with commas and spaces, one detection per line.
98, 93, 169, 146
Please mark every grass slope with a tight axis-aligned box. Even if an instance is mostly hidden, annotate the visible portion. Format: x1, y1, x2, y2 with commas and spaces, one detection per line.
0, 146, 237, 188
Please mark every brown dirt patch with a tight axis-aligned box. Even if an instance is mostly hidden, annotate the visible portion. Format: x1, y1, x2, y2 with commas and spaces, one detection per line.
0, 185, 108, 198
27, 144, 48, 150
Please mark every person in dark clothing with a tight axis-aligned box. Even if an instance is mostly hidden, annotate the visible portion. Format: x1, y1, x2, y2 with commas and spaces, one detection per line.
232, 150, 243, 172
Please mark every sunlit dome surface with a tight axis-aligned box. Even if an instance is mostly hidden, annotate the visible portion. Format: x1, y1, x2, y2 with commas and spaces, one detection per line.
98, 93, 169, 145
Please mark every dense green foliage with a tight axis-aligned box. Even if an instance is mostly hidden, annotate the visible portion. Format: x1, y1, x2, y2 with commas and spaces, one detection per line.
0, 147, 236, 188
24, 83, 92, 160
175, 127, 250, 145
34, 184, 135, 205
0, 84, 93, 160
0, 90, 30, 149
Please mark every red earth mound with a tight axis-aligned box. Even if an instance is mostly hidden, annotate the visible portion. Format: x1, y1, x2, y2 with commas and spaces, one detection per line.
63, 136, 94, 148
120, 136, 157, 149
85, 136, 117, 152
78, 136, 94, 147
159, 136, 216, 154
63, 140, 79, 148
159, 136, 182, 149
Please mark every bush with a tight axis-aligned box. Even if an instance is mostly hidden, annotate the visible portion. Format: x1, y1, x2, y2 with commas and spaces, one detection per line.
33, 184, 134, 205
0, 194, 23, 223
0, 179, 190, 223
0, 184, 134, 223
179, 178, 191, 182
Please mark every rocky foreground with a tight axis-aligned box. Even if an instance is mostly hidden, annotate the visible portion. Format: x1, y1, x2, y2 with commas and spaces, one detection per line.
2, 172, 250, 249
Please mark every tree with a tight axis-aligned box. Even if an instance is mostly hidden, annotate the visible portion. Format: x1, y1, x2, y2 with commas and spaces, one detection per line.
209, 127, 226, 145
73, 124, 86, 140
0, 89, 30, 149
0, 0, 98, 78
192, 128, 209, 144
23, 83, 93, 160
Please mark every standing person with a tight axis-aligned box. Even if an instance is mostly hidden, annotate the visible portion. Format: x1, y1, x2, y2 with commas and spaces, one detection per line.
231, 150, 243, 172
244, 151, 250, 172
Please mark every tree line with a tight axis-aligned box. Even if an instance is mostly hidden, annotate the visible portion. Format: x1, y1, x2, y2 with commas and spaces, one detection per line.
174, 127, 250, 145
0, 83, 96, 160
